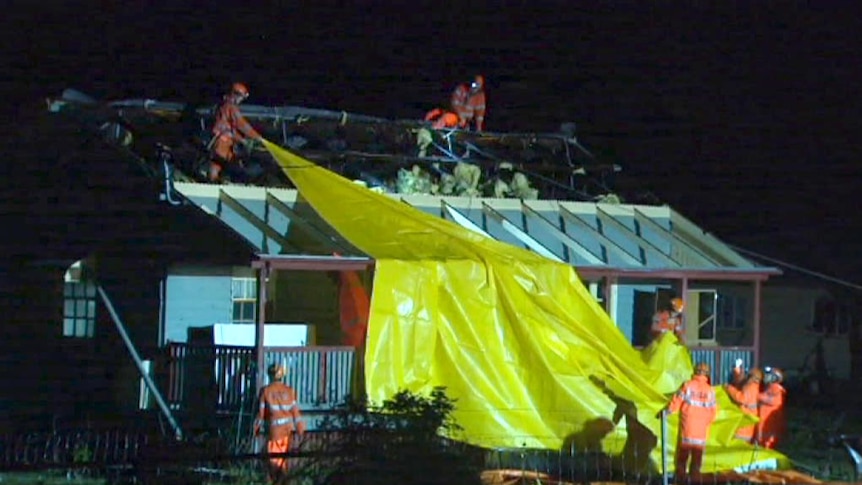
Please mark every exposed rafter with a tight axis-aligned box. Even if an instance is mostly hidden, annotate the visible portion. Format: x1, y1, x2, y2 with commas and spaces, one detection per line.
481, 202, 563, 262
521, 202, 604, 265
218, 189, 297, 254
632, 208, 719, 267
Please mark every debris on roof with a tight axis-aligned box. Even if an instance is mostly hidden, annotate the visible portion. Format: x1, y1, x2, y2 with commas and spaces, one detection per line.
47, 89, 625, 202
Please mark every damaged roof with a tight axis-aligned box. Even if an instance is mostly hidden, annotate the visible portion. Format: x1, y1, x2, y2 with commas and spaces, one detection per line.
47, 89, 623, 202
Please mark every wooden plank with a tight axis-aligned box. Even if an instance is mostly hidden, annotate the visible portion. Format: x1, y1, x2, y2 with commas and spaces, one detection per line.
595, 206, 680, 267
558, 205, 642, 266
520, 202, 604, 265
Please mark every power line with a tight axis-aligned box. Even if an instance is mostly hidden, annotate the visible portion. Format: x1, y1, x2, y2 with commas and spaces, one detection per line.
729, 244, 862, 292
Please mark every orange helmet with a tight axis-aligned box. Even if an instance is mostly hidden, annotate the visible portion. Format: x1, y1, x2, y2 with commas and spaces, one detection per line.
749, 368, 764, 382
471, 74, 485, 90
231, 82, 250, 98
670, 297, 684, 312
694, 362, 710, 375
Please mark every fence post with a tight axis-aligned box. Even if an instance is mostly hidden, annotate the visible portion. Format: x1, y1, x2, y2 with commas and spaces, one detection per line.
661, 408, 670, 485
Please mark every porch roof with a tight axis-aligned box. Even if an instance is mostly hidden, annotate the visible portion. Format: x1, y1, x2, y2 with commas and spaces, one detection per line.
173, 182, 780, 279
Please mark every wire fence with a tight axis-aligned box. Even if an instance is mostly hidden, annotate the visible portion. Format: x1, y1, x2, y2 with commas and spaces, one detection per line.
0, 412, 840, 485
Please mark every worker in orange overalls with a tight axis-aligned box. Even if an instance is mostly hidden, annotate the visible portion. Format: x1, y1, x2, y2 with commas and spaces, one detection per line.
666, 362, 717, 480
450, 74, 487, 132
255, 363, 305, 483
424, 108, 460, 129
209, 82, 263, 183
725, 362, 763, 444
651, 297, 685, 342
758, 366, 787, 449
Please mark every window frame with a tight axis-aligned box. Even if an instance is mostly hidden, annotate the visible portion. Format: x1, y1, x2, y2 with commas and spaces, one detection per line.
63, 280, 97, 338
231, 277, 258, 325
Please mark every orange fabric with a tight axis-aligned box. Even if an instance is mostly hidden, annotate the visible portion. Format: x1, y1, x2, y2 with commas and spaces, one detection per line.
425, 108, 460, 130
257, 382, 305, 441
667, 374, 717, 448
757, 382, 786, 448
651, 310, 683, 340
725, 373, 760, 442
266, 435, 291, 477
424, 108, 443, 121
338, 271, 370, 348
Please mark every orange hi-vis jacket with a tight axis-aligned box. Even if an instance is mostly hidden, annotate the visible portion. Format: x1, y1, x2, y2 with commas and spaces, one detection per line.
726, 369, 759, 442
757, 382, 786, 448
450, 84, 486, 131
651, 310, 683, 338
668, 375, 717, 448
424, 108, 460, 129
212, 98, 261, 162
257, 382, 305, 441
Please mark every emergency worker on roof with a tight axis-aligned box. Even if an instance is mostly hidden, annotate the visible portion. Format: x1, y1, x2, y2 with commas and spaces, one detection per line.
725, 360, 762, 444
758, 366, 787, 449
666, 362, 717, 480
424, 108, 460, 130
209, 82, 263, 183
450, 75, 486, 132
255, 363, 305, 483
651, 297, 685, 342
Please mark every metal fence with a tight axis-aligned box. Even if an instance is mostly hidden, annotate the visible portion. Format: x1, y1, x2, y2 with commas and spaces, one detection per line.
162, 344, 357, 413
689, 347, 754, 385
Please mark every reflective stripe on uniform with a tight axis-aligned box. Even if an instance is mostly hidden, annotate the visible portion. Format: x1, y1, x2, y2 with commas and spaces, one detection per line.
679, 389, 716, 408
267, 402, 296, 412
682, 437, 706, 446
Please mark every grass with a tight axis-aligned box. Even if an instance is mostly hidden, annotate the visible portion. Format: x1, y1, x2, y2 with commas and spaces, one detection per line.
776, 391, 862, 482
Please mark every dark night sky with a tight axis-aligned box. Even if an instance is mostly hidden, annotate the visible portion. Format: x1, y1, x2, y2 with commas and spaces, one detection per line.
3, 2, 862, 281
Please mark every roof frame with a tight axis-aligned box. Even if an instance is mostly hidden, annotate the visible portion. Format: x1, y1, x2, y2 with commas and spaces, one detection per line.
481, 202, 564, 262
265, 191, 355, 254
594, 206, 680, 267
440, 201, 494, 239
558, 204, 641, 266
669, 210, 752, 267
632, 208, 720, 267
520, 201, 603, 264
218, 189, 297, 253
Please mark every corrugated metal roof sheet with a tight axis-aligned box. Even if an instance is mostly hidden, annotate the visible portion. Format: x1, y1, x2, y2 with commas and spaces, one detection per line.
173, 182, 771, 273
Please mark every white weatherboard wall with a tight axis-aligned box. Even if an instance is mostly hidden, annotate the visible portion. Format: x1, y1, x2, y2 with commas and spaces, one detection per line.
164, 266, 235, 344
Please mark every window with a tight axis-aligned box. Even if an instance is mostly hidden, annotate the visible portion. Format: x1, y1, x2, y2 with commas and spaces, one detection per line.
716, 294, 747, 330
687, 290, 717, 341
811, 297, 852, 336
63, 281, 96, 338
231, 277, 257, 324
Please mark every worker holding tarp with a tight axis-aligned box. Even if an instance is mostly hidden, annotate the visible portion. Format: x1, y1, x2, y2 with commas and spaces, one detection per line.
726, 362, 762, 444
758, 366, 787, 449
261, 139, 792, 474
651, 297, 685, 343
666, 362, 718, 480
209, 82, 263, 183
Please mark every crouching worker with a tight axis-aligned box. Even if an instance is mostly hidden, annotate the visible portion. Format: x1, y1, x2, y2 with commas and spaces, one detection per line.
255, 363, 306, 483
666, 362, 717, 481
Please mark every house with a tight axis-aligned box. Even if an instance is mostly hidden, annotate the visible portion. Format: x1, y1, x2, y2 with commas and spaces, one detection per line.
740, 252, 862, 393
0, 90, 781, 435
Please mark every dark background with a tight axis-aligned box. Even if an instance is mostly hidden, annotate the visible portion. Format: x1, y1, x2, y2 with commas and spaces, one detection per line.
2, 2, 860, 281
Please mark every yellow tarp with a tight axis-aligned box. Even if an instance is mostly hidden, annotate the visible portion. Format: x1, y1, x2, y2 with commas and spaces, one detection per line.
263, 140, 789, 473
